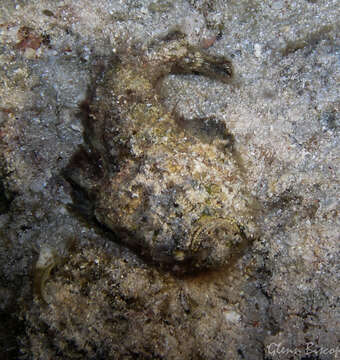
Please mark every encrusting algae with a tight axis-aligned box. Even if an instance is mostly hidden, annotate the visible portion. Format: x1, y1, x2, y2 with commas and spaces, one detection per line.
64, 35, 259, 271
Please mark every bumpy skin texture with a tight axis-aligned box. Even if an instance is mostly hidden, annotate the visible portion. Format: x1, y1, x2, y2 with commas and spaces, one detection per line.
66, 38, 258, 270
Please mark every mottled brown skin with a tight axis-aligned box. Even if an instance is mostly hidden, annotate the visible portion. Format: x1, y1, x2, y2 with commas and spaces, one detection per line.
66, 37, 258, 271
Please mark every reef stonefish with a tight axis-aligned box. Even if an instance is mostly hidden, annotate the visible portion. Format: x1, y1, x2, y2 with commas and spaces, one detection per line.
65, 35, 259, 271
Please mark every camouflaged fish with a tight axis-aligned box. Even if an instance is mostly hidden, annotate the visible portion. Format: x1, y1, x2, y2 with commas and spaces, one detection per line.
65, 36, 259, 271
